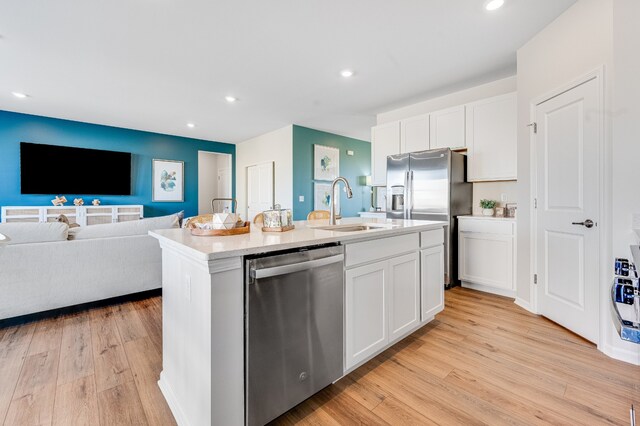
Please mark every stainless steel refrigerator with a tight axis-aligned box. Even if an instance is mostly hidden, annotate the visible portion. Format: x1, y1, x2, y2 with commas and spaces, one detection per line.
387, 148, 472, 287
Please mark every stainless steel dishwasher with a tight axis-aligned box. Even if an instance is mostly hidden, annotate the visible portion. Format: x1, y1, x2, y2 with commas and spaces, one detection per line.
246, 244, 344, 426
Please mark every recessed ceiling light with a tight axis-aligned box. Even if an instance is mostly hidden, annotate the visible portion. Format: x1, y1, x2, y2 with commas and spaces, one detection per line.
225, 96, 237, 103
340, 69, 354, 78
485, 0, 504, 11
12, 92, 28, 99
187, 123, 195, 128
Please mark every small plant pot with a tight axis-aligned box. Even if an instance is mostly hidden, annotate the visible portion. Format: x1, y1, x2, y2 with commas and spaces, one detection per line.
482, 208, 495, 217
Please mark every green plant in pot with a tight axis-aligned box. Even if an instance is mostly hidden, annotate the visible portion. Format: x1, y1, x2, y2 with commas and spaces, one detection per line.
480, 199, 497, 216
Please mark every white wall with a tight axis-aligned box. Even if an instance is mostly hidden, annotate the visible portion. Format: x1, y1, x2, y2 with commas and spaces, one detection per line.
198, 151, 219, 215
612, 0, 640, 364
377, 76, 517, 124
236, 125, 293, 220
517, 0, 638, 364
377, 76, 518, 214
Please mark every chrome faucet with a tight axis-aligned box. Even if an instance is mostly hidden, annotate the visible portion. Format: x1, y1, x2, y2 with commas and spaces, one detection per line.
329, 177, 353, 225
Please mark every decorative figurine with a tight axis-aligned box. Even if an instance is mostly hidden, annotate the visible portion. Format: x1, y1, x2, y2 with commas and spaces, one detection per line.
92, 199, 101, 206
73, 198, 84, 206
51, 195, 67, 206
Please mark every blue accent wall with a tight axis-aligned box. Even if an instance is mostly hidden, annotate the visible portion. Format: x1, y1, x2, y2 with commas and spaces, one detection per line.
292, 125, 371, 220
0, 110, 235, 218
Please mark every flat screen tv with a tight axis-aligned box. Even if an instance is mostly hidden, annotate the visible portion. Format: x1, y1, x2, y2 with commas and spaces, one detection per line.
20, 142, 132, 195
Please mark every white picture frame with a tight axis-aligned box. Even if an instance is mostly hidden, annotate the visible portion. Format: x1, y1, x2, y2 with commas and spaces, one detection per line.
152, 159, 184, 202
314, 182, 339, 213
314, 145, 340, 181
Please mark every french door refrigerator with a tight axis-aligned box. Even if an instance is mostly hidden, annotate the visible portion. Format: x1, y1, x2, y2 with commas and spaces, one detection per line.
387, 148, 472, 287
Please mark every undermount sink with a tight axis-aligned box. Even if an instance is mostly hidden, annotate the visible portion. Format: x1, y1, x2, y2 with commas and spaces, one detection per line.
312, 223, 392, 232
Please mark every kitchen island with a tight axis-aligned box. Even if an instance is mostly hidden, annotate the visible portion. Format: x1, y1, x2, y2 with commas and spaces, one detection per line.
150, 217, 447, 426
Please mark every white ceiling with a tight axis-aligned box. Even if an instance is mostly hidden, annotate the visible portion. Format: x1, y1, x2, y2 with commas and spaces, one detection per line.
0, 0, 575, 143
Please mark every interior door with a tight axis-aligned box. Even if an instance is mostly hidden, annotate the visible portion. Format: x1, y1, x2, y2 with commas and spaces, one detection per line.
535, 77, 600, 343
247, 162, 274, 222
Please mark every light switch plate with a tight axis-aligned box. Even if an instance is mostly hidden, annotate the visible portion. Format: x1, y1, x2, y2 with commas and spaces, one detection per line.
299, 195, 304, 202
633, 213, 640, 238
346, 150, 354, 156
501, 193, 508, 202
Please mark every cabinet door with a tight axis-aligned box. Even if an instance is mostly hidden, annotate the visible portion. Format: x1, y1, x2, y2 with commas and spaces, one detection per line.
371, 122, 401, 186
345, 261, 389, 369
429, 105, 466, 150
388, 252, 420, 342
459, 231, 513, 290
466, 93, 517, 181
421, 245, 444, 321
400, 114, 429, 154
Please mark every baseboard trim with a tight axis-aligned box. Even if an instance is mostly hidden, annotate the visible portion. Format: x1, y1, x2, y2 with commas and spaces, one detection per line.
601, 343, 640, 366
514, 297, 536, 314
0, 288, 162, 328
159, 372, 190, 426
461, 281, 516, 299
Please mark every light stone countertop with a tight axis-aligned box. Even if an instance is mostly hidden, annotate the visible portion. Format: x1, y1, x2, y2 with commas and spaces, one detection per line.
458, 215, 516, 222
149, 217, 447, 261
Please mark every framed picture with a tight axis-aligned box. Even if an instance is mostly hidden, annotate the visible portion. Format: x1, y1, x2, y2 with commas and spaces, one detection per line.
314, 182, 339, 212
314, 145, 339, 181
152, 159, 184, 202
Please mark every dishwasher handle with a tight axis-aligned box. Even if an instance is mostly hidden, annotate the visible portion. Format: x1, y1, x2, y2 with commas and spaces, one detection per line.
250, 254, 343, 280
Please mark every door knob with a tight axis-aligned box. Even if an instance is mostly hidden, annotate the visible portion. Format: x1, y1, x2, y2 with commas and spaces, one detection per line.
572, 219, 595, 228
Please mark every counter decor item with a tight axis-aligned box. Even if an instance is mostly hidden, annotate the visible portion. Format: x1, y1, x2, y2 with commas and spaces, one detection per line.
480, 199, 497, 216
186, 214, 250, 236
262, 208, 295, 232
152, 159, 184, 202
51, 195, 67, 206
506, 203, 517, 218
314, 145, 340, 181
495, 207, 505, 217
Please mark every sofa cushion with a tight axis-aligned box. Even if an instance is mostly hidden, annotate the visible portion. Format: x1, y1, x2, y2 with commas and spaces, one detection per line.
68, 214, 179, 240
0, 222, 69, 245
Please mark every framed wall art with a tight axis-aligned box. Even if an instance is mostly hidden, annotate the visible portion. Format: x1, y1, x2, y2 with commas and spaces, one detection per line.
313, 144, 339, 181
314, 182, 339, 212
152, 159, 184, 202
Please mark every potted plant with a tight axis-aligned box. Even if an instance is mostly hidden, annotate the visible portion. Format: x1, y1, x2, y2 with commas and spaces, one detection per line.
480, 199, 497, 216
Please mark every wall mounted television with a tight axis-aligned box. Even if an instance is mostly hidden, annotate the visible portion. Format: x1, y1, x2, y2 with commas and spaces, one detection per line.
20, 142, 132, 195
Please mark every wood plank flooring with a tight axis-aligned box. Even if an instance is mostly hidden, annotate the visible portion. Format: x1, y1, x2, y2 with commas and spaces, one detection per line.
0, 287, 638, 425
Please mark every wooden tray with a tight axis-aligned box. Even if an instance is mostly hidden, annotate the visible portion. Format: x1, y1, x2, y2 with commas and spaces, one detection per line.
262, 225, 295, 232
190, 221, 250, 236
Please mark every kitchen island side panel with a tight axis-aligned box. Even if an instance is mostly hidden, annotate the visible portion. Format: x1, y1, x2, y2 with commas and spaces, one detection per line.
158, 246, 244, 426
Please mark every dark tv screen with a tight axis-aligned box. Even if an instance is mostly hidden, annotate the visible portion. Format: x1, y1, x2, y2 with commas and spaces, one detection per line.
20, 142, 132, 195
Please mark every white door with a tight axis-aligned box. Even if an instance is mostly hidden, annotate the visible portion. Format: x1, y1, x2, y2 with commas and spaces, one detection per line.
247, 162, 274, 222
535, 77, 600, 343
421, 245, 444, 321
429, 105, 466, 150
388, 252, 420, 342
371, 122, 400, 186
345, 261, 388, 370
400, 114, 429, 154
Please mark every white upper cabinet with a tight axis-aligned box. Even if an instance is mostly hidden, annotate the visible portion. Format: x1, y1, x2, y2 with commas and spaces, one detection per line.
429, 105, 466, 150
371, 121, 401, 186
466, 92, 517, 181
400, 114, 429, 154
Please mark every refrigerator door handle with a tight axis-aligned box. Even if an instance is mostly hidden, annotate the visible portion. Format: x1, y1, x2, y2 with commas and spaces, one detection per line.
403, 171, 409, 219
409, 170, 414, 219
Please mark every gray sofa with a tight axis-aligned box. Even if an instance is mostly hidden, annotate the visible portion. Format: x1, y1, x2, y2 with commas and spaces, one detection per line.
0, 214, 179, 320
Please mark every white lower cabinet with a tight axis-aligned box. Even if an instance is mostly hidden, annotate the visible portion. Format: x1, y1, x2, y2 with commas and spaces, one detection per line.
345, 230, 444, 371
388, 252, 420, 342
345, 261, 389, 368
421, 245, 444, 321
458, 217, 516, 297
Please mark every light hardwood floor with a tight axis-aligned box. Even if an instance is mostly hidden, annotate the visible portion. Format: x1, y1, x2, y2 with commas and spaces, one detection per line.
1, 288, 638, 425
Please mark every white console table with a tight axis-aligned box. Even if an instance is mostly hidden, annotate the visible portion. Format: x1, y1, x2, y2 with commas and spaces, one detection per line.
1, 205, 143, 226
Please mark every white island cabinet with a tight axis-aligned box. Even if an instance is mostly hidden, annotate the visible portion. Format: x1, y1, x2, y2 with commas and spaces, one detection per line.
150, 218, 446, 426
